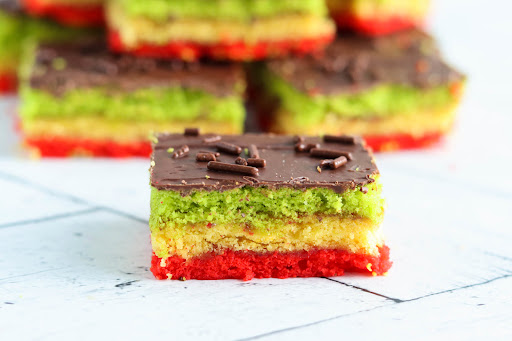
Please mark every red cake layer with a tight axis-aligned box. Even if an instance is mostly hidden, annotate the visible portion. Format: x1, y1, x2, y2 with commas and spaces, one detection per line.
108, 31, 334, 61
0, 72, 18, 94
25, 136, 151, 157
23, 0, 104, 27
151, 246, 391, 281
364, 131, 443, 152
332, 12, 421, 36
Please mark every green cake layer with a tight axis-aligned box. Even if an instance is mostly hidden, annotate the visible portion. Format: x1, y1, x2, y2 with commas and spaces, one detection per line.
261, 69, 457, 126
21, 87, 245, 127
115, 0, 328, 22
150, 176, 384, 233
0, 11, 23, 70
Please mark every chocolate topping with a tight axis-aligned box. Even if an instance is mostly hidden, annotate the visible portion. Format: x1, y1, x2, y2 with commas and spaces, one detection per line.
151, 133, 378, 193
267, 30, 465, 95
29, 40, 244, 97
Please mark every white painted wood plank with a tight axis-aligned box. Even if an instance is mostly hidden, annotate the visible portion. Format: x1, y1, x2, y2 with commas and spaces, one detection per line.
0, 178, 91, 226
0, 159, 150, 221
257, 277, 512, 341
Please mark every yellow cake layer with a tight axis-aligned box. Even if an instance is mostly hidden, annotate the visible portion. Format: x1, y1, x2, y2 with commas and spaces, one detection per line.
22, 117, 242, 142
152, 215, 384, 260
36, 0, 103, 6
108, 1, 335, 47
327, 0, 429, 19
0, 62, 18, 74
270, 103, 459, 137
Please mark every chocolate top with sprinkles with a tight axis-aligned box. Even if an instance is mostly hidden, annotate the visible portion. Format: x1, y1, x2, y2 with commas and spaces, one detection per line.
267, 29, 465, 95
29, 40, 244, 97
150, 133, 378, 194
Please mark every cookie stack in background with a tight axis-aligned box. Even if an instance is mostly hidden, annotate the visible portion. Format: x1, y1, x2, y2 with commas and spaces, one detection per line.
250, 0, 466, 151
0, 0, 95, 93
0, 0, 465, 156
21, 0, 105, 27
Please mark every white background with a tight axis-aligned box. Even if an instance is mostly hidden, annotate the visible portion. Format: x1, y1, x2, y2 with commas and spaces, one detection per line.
0, 0, 511, 339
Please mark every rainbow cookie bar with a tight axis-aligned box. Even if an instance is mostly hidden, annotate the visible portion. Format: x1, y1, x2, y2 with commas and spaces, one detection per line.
251, 30, 465, 152
21, 0, 104, 27
149, 130, 390, 280
0, 0, 90, 94
20, 40, 246, 157
107, 0, 335, 61
326, 0, 429, 36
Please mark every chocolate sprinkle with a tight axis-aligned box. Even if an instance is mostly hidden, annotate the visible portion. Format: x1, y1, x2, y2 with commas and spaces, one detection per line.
196, 153, 216, 162
295, 144, 307, 152
324, 135, 356, 145
199, 150, 220, 157
235, 157, 248, 166
319, 159, 333, 168
247, 158, 266, 168
172, 145, 189, 159
331, 156, 348, 169
207, 161, 259, 176
295, 143, 320, 153
217, 142, 242, 155
184, 128, 200, 136
310, 148, 353, 161
203, 135, 221, 143
248, 144, 260, 159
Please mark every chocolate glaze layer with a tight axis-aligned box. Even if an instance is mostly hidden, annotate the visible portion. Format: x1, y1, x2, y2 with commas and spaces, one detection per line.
151, 133, 378, 194
0, 0, 23, 15
29, 40, 244, 97
267, 29, 465, 95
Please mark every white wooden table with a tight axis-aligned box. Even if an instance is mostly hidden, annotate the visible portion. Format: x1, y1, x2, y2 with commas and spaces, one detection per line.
1, 0, 511, 339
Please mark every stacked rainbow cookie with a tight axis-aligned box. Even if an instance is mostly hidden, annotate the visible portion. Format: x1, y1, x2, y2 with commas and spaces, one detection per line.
21, 40, 246, 157
107, 0, 336, 60
17, 0, 337, 157
149, 130, 391, 280
21, 0, 104, 27
250, 0, 465, 151
0, 0, 93, 94
250, 29, 465, 151
326, 0, 429, 36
